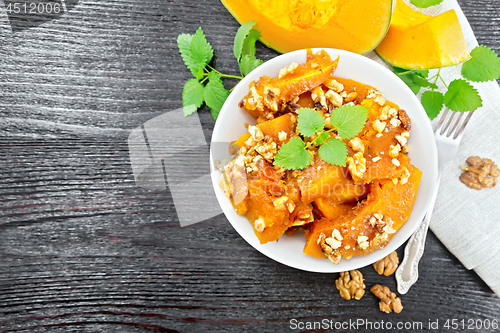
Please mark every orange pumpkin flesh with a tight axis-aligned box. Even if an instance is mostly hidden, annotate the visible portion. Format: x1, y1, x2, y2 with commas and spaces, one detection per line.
220, 0, 394, 54
375, 0, 470, 69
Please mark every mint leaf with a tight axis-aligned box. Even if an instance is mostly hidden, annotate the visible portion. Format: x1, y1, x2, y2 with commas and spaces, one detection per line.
183, 105, 197, 117
241, 29, 261, 58
462, 45, 500, 82
178, 33, 203, 78
393, 67, 436, 94
444, 79, 482, 112
297, 108, 325, 137
414, 69, 429, 78
315, 131, 330, 146
421, 90, 444, 120
182, 79, 205, 116
318, 138, 348, 167
273, 137, 311, 170
204, 71, 230, 121
190, 27, 214, 69
330, 105, 368, 139
234, 21, 257, 60
240, 55, 264, 76
410, 0, 443, 8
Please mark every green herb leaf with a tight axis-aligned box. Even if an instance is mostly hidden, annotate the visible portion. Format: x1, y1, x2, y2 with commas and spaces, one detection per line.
414, 69, 430, 78
393, 67, 437, 94
297, 108, 326, 137
444, 79, 482, 112
177, 33, 203, 78
234, 21, 257, 60
204, 71, 230, 121
318, 138, 348, 167
273, 137, 311, 170
182, 79, 205, 116
315, 131, 330, 146
240, 55, 264, 76
329, 105, 368, 140
410, 0, 443, 8
461, 45, 500, 82
421, 90, 444, 120
241, 29, 261, 58
183, 105, 198, 117
190, 27, 214, 69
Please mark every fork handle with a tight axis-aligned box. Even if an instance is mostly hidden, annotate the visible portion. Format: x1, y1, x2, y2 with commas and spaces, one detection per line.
396, 174, 442, 294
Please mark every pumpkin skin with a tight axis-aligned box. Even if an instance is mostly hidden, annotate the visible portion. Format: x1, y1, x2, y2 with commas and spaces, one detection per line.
375, 0, 470, 69
220, 0, 394, 55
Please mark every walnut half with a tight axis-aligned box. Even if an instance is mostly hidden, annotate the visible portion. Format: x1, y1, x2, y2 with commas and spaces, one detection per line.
459, 156, 499, 190
335, 270, 366, 300
370, 284, 403, 314
373, 251, 399, 276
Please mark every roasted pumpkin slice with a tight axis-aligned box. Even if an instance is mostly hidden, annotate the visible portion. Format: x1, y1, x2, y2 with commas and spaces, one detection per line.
221, 0, 393, 54
303, 154, 421, 260
240, 50, 339, 118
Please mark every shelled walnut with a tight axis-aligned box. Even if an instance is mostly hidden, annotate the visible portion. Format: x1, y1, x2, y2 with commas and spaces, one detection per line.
373, 251, 399, 276
459, 156, 499, 190
370, 284, 403, 314
335, 270, 366, 300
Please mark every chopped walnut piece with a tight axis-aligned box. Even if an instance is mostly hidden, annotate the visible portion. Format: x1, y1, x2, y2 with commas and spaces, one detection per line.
323, 78, 344, 93
459, 156, 499, 190
398, 109, 411, 131
347, 152, 366, 179
277, 62, 299, 79
388, 144, 401, 158
374, 96, 386, 106
248, 125, 264, 141
344, 91, 358, 103
373, 251, 399, 276
253, 217, 266, 233
311, 86, 328, 110
335, 270, 366, 300
318, 232, 342, 264
370, 284, 403, 314
357, 235, 369, 250
278, 131, 287, 142
325, 89, 343, 108
263, 86, 281, 112
349, 137, 365, 153
372, 119, 386, 133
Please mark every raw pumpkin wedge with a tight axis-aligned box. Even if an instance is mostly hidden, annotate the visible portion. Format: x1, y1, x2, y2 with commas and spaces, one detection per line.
375, 0, 470, 69
220, 0, 394, 54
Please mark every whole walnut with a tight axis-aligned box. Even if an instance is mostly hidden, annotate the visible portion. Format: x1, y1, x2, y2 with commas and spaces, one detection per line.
373, 251, 399, 276
370, 284, 403, 313
335, 270, 366, 300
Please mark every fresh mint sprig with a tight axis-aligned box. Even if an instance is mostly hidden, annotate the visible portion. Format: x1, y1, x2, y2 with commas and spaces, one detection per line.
394, 45, 500, 120
274, 106, 368, 170
178, 22, 264, 121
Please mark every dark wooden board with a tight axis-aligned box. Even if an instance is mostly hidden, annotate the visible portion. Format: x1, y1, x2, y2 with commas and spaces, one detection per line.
0, 0, 499, 332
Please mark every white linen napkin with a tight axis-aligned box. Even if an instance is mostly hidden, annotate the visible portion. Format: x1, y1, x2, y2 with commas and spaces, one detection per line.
366, 0, 500, 296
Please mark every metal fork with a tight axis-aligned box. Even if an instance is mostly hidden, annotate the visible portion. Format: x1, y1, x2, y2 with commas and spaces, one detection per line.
396, 108, 474, 294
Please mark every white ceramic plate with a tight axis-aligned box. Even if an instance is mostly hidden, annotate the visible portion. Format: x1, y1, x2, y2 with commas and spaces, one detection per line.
210, 48, 438, 273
